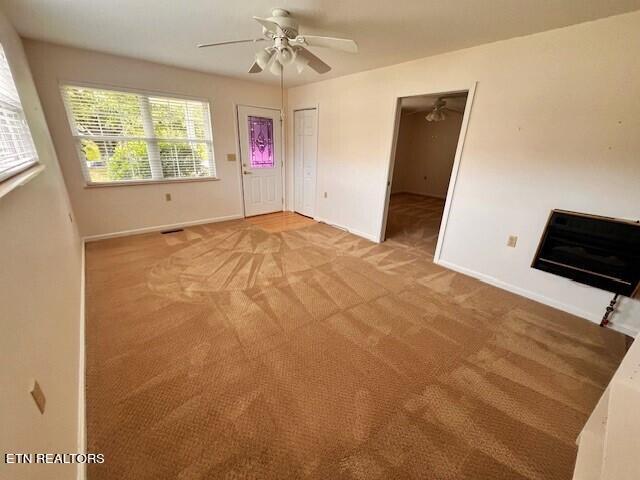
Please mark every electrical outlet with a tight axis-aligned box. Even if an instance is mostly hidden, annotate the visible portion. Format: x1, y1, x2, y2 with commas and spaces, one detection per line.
507, 235, 518, 248
165, 193, 172, 202
323, 192, 328, 198
31, 380, 46, 414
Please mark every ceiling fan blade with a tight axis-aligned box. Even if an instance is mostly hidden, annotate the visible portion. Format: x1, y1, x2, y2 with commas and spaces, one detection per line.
253, 16, 280, 34
198, 38, 265, 48
296, 35, 358, 53
248, 62, 263, 74
255, 48, 276, 69
295, 48, 331, 74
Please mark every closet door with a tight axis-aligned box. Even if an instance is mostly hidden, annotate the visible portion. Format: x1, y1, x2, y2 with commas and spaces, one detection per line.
294, 108, 317, 218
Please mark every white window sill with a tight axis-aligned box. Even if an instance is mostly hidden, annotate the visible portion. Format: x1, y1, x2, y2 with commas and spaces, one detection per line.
0, 164, 46, 199
84, 176, 220, 188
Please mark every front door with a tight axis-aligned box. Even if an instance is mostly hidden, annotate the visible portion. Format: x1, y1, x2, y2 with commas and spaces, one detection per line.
238, 105, 283, 217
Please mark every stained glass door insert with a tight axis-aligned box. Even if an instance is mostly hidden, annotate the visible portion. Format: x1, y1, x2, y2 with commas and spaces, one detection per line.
248, 116, 274, 169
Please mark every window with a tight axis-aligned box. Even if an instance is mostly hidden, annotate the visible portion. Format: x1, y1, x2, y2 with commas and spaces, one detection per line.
61, 85, 215, 185
0, 44, 38, 182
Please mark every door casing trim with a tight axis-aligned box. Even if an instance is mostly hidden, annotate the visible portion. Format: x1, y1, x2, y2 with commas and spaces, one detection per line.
378, 82, 477, 266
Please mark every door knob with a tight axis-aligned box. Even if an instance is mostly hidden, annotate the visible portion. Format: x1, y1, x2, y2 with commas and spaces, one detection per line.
243, 171, 252, 175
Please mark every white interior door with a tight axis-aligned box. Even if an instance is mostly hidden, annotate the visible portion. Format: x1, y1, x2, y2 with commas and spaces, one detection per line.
294, 108, 317, 218
238, 105, 283, 217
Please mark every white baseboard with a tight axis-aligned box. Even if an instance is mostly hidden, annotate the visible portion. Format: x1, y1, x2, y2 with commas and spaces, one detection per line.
77, 240, 86, 480
83, 214, 244, 242
437, 258, 600, 320
437, 259, 638, 337
315, 217, 379, 243
608, 323, 638, 338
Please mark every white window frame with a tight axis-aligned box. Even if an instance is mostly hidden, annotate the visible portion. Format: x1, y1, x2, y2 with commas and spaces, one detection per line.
0, 43, 39, 186
60, 82, 217, 187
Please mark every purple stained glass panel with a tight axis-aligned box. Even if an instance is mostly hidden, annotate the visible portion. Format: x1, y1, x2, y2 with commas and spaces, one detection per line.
248, 116, 274, 168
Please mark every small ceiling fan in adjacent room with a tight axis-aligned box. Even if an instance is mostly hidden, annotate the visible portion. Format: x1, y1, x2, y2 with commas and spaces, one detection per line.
425, 98, 464, 122
197, 8, 358, 75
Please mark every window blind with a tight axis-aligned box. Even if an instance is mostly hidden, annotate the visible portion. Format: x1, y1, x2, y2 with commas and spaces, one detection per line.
0, 44, 38, 182
61, 85, 215, 184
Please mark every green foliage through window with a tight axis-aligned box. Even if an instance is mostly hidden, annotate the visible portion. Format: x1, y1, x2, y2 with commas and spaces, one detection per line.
64, 85, 214, 183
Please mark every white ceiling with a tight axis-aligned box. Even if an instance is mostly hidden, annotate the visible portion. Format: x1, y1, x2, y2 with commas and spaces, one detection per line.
2, 0, 639, 87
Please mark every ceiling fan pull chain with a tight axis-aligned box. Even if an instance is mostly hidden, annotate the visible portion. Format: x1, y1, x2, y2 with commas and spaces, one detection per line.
280, 65, 285, 122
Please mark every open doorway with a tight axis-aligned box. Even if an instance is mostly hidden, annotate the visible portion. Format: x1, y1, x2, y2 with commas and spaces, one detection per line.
382, 90, 471, 260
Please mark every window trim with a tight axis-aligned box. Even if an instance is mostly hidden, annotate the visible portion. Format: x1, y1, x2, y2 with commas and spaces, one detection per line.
0, 157, 40, 183
59, 79, 212, 108
83, 175, 219, 189
0, 44, 40, 189
59, 81, 218, 187
0, 163, 45, 199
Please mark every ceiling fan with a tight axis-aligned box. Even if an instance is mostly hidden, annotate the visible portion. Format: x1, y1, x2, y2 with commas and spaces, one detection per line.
424, 98, 465, 122
197, 8, 358, 75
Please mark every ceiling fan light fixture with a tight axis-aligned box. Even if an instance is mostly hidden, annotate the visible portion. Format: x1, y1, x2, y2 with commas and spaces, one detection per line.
198, 8, 357, 76
269, 58, 283, 76
277, 46, 295, 66
426, 107, 446, 122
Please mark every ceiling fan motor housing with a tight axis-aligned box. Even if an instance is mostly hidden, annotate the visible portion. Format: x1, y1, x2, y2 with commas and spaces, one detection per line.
267, 9, 298, 38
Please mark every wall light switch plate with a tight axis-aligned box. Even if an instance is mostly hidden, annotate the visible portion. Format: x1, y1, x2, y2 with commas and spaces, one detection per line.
226, 153, 237, 162
31, 380, 46, 414
165, 193, 172, 202
323, 192, 328, 198
507, 235, 518, 248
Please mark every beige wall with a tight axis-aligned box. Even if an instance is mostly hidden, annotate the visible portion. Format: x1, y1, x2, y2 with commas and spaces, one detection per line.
391, 110, 463, 197
287, 11, 640, 334
24, 40, 282, 238
0, 10, 82, 480
390, 112, 413, 195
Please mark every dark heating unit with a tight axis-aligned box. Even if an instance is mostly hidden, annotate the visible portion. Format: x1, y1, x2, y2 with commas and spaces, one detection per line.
532, 210, 640, 302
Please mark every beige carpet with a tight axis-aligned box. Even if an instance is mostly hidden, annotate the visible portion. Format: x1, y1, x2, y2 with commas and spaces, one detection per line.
384, 193, 447, 257
85, 200, 626, 479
